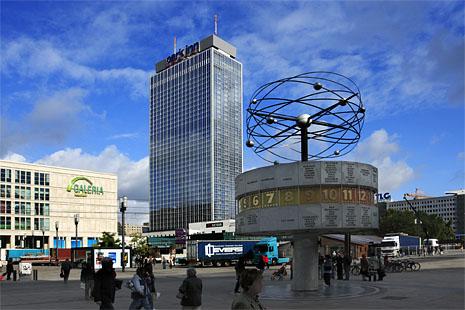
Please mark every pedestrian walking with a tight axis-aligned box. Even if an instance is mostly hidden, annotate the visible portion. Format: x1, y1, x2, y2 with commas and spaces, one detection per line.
256, 255, 265, 272
343, 253, 352, 280
61, 259, 72, 284
360, 254, 369, 281
336, 253, 343, 280
162, 258, 167, 270
177, 268, 202, 310
2, 259, 14, 280
145, 263, 158, 309
81, 262, 95, 300
263, 256, 269, 270
317, 255, 322, 278
129, 267, 151, 310
92, 258, 121, 310
231, 269, 265, 310
368, 255, 379, 282
377, 254, 385, 281
323, 255, 332, 287
234, 256, 246, 293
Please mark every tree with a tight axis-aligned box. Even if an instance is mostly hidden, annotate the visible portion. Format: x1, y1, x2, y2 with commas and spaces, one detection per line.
379, 209, 455, 241
97, 232, 121, 248
129, 232, 150, 267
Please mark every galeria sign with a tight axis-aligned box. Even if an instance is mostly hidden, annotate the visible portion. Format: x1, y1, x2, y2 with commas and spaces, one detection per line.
66, 176, 104, 197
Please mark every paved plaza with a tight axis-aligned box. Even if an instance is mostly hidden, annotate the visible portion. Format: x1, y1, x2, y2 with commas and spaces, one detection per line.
1, 254, 464, 310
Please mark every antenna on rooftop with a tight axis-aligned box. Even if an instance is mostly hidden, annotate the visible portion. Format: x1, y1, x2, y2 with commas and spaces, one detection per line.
214, 14, 218, 35
173, 36, 177, 53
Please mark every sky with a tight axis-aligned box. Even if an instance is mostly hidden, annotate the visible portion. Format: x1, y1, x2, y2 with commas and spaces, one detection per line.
1, 1, 464, 224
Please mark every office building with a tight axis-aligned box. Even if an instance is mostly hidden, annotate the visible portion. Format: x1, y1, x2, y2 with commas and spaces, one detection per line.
118, 223, 143, 236
0, 160, 118, 249
386, 191, 465, 236
149, 35, 242, 231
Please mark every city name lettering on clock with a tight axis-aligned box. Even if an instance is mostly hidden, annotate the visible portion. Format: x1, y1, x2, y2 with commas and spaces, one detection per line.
166, 42, 200, 66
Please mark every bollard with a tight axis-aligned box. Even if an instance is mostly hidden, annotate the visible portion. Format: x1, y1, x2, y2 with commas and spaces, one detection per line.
13, 270, 17, 281
33, 269, 38, 280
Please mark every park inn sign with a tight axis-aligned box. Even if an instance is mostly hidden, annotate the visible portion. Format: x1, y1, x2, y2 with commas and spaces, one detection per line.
66, 176, 104, 197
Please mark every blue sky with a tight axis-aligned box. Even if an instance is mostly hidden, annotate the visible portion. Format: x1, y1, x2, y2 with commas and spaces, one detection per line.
1, 1, 464, 223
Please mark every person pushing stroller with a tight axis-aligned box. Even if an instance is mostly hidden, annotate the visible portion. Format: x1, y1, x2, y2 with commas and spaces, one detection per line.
271, 264, 288, 281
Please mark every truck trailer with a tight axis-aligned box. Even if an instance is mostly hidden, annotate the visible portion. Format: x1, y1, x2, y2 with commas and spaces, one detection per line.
381, 234, 421, 257
187, 240, 258, 267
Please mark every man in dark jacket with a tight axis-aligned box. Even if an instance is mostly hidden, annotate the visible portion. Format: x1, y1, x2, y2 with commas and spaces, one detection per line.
80, 262, 95, 300
234, 256, 246, 293
2, 259, 14, 280
92, 258, 119, 310
178, 268, 202, 310
61, 259, 72, 283
343, 254, 352, 280
256, 255, 265, 272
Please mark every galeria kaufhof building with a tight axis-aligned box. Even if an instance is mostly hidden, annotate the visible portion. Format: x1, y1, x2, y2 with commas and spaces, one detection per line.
0, 160, 118, 250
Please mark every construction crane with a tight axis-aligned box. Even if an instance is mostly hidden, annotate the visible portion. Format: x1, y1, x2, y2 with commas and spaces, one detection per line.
404, 188, 431, 200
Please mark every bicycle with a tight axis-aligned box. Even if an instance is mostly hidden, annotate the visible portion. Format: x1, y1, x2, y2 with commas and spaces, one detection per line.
350, 263, 361, 276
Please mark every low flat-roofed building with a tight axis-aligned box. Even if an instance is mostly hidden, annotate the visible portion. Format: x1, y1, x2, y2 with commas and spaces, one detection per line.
0, 160, 118, 249
386, 191, 465, 236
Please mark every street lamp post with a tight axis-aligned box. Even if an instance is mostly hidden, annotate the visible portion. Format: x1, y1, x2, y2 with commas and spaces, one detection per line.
119, 196, 127, 272
55, 221, 59, 263
41, 228, 45, 252
74, 214, 79, 264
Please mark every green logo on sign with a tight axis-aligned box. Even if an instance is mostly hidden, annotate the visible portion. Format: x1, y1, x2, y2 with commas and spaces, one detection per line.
66, 176, 104, 197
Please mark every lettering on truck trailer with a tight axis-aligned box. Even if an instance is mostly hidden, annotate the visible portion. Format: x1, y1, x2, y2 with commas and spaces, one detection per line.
205, 244, 243, 257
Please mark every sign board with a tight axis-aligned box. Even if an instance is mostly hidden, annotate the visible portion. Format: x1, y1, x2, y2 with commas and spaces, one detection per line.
93, 249, 130, 270
19, 262, 32, 275
66, 176, 104, 197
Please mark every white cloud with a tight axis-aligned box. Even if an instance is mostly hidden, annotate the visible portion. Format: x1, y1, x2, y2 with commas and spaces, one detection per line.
1, 38, 150, 97
457, 152, 464, 160
35, 146, 149, 201
1, 88, 94, 156
109, 133, 139, 140
351, 129, 414, 192
232, 1, 463, 117
1, 152, 27, 162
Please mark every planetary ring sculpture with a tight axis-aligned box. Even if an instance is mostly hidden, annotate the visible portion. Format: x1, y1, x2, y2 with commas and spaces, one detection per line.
246, 71, 365, 162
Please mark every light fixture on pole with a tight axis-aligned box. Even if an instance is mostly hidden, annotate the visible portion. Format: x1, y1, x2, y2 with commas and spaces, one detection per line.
41, 228, 45, 252
119, 196, 128, 272
55, 221, 59, 263
74, 214, 80, 264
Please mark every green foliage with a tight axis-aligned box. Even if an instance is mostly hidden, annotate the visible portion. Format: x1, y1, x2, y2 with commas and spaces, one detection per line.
97, 232, 121, 248
130, 233, 149, 257
379, 209, 455, 241
129, 232, 150, 266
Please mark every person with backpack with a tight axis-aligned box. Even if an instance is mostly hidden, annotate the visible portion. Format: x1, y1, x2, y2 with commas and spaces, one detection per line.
128, 267, 151, 310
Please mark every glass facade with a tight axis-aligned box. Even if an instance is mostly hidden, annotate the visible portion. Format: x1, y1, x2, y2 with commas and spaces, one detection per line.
150, 40, 242, 231
0, 167, 51, 233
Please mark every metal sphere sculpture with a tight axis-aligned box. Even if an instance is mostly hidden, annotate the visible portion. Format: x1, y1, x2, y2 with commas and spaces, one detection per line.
246, 71, 365, 162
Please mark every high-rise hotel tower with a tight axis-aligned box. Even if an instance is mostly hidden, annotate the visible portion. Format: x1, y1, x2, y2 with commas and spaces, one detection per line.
149, 35, 242, 231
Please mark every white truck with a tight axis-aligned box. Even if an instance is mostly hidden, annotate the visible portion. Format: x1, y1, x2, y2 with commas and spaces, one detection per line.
381, 234, 421, 257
